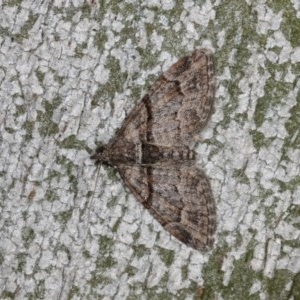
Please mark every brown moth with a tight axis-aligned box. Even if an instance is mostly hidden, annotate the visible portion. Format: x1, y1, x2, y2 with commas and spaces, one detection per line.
91, 49, 216, 251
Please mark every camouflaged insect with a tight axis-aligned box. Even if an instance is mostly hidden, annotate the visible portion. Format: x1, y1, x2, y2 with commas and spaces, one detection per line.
91, 49, 216, 251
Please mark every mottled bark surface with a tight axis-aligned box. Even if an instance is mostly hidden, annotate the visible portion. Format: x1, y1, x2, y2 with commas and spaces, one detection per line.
1, 1, 300, 299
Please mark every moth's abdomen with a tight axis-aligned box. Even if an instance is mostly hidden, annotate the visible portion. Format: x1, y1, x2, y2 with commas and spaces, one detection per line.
141, 143, 195, 164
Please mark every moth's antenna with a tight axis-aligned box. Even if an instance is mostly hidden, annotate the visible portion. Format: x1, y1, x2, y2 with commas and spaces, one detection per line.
92, 162, 102, 201
84, 161, 102, 241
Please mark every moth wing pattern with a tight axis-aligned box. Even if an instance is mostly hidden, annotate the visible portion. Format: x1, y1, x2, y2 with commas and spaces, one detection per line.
148, 48, 215, 145
111, 99, 149, 145
117, 164, 216, 251
111, 48, 214, 148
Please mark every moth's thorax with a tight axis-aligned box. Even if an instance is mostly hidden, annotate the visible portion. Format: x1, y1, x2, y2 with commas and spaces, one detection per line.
110, 140, 139, 165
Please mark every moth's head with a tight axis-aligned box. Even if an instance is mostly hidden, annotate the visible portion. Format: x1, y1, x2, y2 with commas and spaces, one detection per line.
90, 145, 112, 167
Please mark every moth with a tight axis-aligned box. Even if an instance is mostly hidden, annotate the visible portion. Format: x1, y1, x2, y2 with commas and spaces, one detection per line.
91, 49, 216, 251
